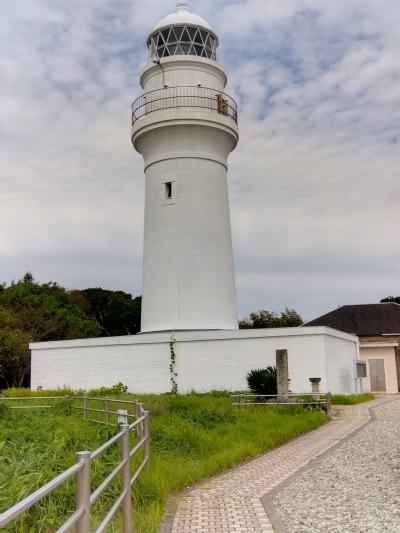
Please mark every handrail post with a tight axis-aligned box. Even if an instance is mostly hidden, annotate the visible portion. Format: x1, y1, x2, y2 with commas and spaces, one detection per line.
105, 398, 109, 425
76, 451, 91, 533
136, 403, 143, 439
120, 424, 133, 533
144, 411, 150, 468
118, 410, 128, 426
135, 401, 140, 437
83, 396, 88, 419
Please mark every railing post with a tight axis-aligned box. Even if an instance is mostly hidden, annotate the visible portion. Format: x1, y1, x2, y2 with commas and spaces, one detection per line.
326, 392, 332, 415
118, 409, 128, 426
120, 424, 133, 533
83, 396, 88, 419
144, 411, 150, 468
135, 401, 140, 438
76, 451, 91, 533
136, 403, 143, 439
105, 398, 109, 425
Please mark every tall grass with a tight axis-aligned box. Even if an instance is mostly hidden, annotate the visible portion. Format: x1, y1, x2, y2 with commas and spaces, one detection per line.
0, 390, 329, 532
331, 393, 374, 405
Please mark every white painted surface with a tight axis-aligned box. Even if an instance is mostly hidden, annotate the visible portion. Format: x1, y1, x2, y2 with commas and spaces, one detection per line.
140, 58, 227, 93
324, 333, 359, 394
133, 47, 238, 332
30, 327, 358, 394
359, 345, 399, 394
153, 1, 213, 32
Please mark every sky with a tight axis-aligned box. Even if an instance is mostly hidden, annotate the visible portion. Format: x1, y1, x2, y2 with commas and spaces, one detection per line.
1, 0, 399, 322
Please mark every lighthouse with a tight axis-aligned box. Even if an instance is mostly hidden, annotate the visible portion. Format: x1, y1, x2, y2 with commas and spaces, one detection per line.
132, 0, 239, 333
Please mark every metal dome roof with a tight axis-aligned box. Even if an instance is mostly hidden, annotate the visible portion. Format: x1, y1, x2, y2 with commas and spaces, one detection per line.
153, 1, 213, 33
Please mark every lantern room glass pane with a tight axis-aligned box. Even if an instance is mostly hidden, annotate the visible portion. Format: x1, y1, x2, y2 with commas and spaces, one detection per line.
174, 26, 184, 39
167, 29, 177, 43
161, 29, 170, 42
181, 28, 191, 42
187, 27, 197, 39
194, 30, 202, 45
149, 27, 217, 60
181, 43, 190, 54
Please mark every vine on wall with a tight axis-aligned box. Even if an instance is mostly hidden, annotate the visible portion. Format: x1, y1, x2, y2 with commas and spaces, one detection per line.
169, 335, 178, 394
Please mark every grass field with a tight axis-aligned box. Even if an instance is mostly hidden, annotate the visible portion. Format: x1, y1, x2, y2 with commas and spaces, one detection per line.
0, 389, 329, 532
331, 393, 374, 405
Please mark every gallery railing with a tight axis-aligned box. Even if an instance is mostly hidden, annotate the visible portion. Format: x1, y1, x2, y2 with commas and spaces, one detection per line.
0, 396, 150, 532
132, 85, 238, 124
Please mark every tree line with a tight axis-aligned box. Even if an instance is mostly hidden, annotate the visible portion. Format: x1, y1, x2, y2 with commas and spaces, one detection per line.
0, 273, 141, 388
1, 271, 397, 389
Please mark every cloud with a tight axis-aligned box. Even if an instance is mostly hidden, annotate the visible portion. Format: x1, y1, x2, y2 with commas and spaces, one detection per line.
1, 0, 399, 321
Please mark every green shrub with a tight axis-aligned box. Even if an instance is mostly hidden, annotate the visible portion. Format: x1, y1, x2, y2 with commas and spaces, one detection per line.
246, 366, 277, 396
87, 383, 129, 396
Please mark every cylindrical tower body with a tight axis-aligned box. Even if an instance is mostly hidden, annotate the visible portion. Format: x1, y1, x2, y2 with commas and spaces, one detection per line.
132, 1, 239, 333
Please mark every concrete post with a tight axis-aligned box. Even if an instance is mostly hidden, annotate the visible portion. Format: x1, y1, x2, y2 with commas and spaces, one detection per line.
309, 377, 321, 399
276, 349, 289, 403
326, 392, 332, 415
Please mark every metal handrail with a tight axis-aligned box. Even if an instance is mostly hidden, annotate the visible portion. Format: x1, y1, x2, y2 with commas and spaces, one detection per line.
0, 396, 150, 532
132, 85, 238, 124
231, 392, 332, 413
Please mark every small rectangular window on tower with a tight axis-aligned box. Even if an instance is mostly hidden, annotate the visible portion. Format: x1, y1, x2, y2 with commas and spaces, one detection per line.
165, 181, 173, 199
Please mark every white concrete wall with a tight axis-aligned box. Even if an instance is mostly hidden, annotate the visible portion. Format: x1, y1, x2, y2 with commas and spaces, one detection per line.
133, 52, 239, 333
360, 345, 398, 394
174, 332, 329, 393
137, 124, 237, 332
140, 57, 227, 92
30, 327, 358, 394
324, 333, 358, 394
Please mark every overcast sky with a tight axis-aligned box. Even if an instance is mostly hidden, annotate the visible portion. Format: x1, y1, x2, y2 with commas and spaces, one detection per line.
1, 0, 399, 321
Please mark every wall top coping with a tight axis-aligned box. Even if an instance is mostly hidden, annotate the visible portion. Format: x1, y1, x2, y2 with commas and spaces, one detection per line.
359, 341, 399, 348
30, 326, 358, 351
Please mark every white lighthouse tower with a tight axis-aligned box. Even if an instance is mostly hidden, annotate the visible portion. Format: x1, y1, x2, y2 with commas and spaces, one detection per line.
132, 0, 239, 333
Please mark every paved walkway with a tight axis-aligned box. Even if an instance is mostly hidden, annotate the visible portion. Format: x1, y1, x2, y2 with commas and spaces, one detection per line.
161, 396, 396, 533
272, 395, 400, 532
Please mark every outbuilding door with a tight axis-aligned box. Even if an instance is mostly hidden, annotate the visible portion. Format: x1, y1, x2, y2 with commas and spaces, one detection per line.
369, 359, 386, 392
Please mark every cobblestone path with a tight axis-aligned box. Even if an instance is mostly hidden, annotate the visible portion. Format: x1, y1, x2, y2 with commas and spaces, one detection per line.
162, 396, 395, 533
272, 395, 400, 532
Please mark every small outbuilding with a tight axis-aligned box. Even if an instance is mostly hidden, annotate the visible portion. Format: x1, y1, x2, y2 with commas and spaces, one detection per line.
307, 303, 400, 394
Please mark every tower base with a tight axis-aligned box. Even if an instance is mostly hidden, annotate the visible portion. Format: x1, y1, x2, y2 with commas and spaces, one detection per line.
30, 327, 358, 394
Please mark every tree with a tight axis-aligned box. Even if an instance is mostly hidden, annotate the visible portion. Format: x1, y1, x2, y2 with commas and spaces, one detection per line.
0, 307, 31, 387
71, 288, 141, 336
1, 275, 99, 342
0, 326, 31, 388
0, 274, 100, 388
239, 307, 303, 329
381, 296, 400, 304
0, 273, 143, 388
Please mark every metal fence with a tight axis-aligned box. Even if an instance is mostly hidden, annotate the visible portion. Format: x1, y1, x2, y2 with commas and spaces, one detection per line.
0, 396, 150, 532
132, 85, 238, 124
231, 392, 332, 413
